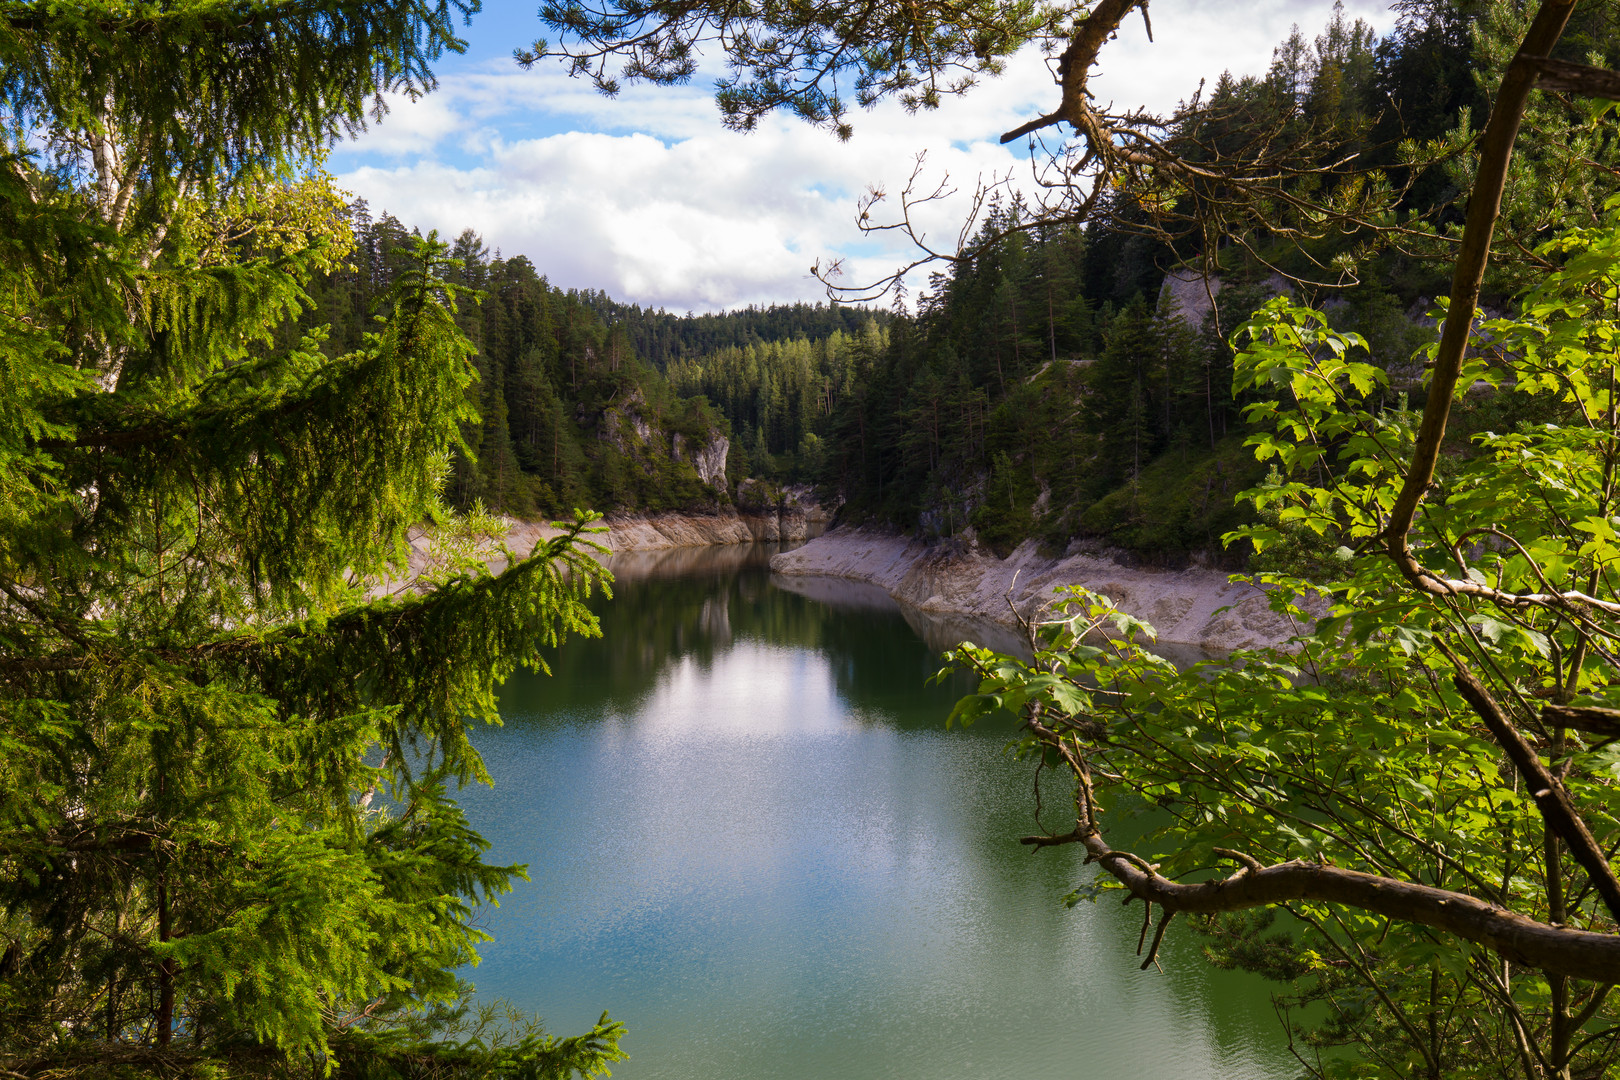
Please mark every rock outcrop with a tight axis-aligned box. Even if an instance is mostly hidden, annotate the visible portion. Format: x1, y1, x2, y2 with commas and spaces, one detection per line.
769, 527, 1308, 651
1158, 268, 1292, 331
672, 431, 729, 489
597, 388, 731, 495
499, 489, 833, 556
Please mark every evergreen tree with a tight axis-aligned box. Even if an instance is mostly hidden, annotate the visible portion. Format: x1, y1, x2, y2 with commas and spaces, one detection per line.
0, 4, 624, 1075
1088, 296, 1160, 483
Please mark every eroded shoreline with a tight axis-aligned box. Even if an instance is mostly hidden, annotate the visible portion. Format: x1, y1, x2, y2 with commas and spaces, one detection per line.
422, 508, 1303, 652
767, 527, 1304, 651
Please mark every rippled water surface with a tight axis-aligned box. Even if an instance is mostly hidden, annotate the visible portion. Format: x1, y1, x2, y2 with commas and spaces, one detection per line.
458, 543, 1294, 1080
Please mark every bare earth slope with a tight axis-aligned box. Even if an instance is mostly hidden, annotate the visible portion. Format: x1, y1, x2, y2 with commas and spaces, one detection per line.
769, 528, 1305, 651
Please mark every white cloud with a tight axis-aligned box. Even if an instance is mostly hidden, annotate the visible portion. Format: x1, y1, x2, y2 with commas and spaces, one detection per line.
334, 0, 1397, 312
1092, 0, 1393, 115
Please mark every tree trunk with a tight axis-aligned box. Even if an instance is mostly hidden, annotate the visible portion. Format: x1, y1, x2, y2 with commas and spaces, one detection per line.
156, 871, 173, 1047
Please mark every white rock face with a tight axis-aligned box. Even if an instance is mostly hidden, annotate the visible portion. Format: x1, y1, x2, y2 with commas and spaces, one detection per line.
1159, 268, 1225, 329
769, 527, 1309, 651
691, 435, 729, 489
395, 512, 1301, 652
499, 498, 834, 554
598, 387, 648, 454
379, 499, 821, 596
1158, 269, 1292, 331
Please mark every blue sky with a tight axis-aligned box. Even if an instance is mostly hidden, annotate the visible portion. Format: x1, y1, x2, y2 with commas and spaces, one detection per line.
330, 0, 1394, 313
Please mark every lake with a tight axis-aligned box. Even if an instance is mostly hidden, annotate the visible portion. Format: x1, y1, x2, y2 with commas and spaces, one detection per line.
457, 541, 1296, 1080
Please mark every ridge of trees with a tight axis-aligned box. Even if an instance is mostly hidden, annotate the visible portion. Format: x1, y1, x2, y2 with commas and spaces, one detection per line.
291, 203, 894, 516
576, 291, 888, 370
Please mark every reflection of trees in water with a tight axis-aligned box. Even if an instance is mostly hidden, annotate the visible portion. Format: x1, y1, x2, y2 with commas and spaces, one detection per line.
500, 547, 985, 726
897, 606, 1030, 660
501, 544, 1222, 728
592, 541, 784, 582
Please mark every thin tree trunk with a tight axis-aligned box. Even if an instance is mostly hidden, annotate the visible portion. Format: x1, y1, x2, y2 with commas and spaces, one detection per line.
156, 873, 173, 1046
1048, 279, 1058, 364
1384, 0, 1579, 569
1205, 362, 1216, 450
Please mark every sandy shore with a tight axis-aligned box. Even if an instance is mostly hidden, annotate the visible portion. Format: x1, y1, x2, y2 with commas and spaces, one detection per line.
768, 527, 1307, 651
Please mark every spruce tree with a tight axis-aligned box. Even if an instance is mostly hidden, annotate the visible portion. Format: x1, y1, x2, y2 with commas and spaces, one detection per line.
0, 3, 622, 1075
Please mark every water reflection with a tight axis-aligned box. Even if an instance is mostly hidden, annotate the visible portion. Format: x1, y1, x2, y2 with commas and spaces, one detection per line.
595, 541, 785, 582
460, 544, 1290, 1080
769, 572, 1035, 659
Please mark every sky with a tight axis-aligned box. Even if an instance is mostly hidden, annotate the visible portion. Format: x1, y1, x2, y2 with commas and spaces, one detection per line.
329, 0, 1396, 313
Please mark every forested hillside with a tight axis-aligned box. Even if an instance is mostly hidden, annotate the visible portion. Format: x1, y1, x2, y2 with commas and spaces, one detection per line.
665, 322, 889, 481
770, 0, 1620, 560
289, 202, 886, 517
292, 0, 1620, 570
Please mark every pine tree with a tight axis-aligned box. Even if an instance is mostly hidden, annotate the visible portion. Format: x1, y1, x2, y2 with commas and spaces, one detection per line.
0, 4, 623, 1075
1088, 296, 1162, 484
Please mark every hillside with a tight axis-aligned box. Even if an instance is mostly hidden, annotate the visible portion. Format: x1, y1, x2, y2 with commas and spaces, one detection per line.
288, 2, 1620, 567
292, 206, 885, 519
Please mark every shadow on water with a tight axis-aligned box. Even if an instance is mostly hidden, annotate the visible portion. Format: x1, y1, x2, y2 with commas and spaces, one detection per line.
464, 543, 1294, 1080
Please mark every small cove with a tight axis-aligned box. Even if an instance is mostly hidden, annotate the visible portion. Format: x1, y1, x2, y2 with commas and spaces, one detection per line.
456, 541, 1296, 1080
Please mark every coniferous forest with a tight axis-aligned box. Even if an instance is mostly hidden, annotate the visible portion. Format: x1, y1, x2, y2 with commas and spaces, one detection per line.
288, 205, 893, 518
15, 0, 1620, 1078
319, 2, 1620, 565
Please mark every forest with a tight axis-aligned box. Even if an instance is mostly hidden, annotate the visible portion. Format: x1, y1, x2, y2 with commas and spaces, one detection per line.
319, 1, 1599, 567
8, 0, 1620, 1078
286, 202, 890, 518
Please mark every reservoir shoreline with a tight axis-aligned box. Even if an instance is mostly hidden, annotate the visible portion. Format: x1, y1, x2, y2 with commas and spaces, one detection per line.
488, 508, 1303, 651
767, 527, 1304, 652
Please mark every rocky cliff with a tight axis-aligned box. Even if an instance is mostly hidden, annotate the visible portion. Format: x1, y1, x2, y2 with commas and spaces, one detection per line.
595, 385, 732, 499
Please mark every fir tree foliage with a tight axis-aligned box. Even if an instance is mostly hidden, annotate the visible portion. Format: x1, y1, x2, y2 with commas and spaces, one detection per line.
0, 2, 625, 1076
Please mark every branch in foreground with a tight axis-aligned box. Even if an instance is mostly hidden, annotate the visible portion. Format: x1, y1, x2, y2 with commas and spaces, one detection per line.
1384, 0, 1578, 568
1448, 659, 1620, 925
1039, 825, 1620, 983
1543, 704, 1620, 739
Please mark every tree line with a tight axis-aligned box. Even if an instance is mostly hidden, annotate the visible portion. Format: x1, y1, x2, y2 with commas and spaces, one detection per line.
746, 0, 1620, 560
290, 204, 893, 519
580, 291, 887, 370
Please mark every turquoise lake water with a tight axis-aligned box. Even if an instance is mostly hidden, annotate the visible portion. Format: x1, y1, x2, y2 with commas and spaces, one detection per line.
455, 542, 1297, 1080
